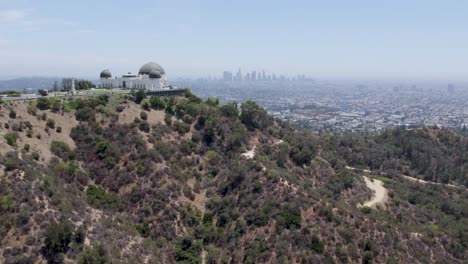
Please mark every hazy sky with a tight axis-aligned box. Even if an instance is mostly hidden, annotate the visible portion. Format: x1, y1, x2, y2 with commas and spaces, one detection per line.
0, 0, 467, 80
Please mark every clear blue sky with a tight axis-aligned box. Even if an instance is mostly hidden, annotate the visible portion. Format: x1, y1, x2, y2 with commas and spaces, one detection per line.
0, 0, 467, 81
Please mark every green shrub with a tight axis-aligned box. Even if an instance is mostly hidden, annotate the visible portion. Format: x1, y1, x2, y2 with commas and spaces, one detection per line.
173, 121, 190, 135
174, 237, 201, 264
41, 113, 47, 121
4, 158, 19, 171
3, 132, 18, 146
56, 126, 62, 133
134, 89, 146, 104
240, 100, 272, 131
309, 235, 325, 254
23, 144, 30, 152
138, 121, 150, 133
149, 96, 166, 110
140, 111, 148, 120
164, 114, 173, 126
0, 195, 14, 212
27, 105, 37, 116
78, 244, 110, 264
36, 98, 51, 110
26, 129, 33, 138
276, 206, 301, 230
32, 152, 40, 160
75, 106, 96, 122
46, 118, 55, 129
361, 206, 372, 214
9, 109, 16, 119
51, 140, 74, 160
141, 99, 151, 110
135, 222, 150, 238
41, 221, 75, 264
86, 185, 118, 210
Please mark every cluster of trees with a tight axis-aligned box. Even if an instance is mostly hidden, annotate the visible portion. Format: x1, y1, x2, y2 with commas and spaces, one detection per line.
53, 79, 95, 91
334, 127, 468, 186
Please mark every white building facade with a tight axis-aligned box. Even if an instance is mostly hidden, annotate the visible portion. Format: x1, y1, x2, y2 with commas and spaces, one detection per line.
99, 62, 169, 91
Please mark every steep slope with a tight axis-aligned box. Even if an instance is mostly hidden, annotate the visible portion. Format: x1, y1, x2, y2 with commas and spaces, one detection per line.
0, 93, 466, 263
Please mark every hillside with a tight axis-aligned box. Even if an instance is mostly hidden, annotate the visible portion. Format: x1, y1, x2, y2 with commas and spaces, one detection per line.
0, 92, 467, 264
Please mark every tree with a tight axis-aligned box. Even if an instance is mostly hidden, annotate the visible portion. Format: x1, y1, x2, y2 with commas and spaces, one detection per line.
149, 96, 166, 110
134, 89, 146, 104
61, 78, 73, 91
174, 237, 201, 264
37, 98, 51, 110
78, 244, 110, 264
240, 100, 272, 130
41, 222, 75, 264
220, 102, 239, 118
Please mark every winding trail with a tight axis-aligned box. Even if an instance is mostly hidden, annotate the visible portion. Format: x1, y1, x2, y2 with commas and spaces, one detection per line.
360, 176, 389, 208
241, 147, 256, 159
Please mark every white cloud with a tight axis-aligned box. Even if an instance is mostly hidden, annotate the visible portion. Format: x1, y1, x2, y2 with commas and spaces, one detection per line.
0, 8, 78, 32
0, 9, 29, 22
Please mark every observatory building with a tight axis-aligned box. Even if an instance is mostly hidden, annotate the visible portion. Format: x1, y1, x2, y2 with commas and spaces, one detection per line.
99, 62, 169, 90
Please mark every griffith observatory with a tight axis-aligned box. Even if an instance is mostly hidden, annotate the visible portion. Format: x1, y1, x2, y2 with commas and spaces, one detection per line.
99, 62, 169, 90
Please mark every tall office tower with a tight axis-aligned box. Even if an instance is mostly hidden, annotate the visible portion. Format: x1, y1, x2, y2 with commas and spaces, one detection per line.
262, 70, 266, 81
251, 71, 257, 81
245, 73, 251, 81
236, 68, 243, 82
223, 71, 233, 82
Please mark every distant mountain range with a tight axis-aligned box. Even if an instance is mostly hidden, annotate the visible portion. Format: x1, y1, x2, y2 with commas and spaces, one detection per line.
0, 77, 63, 91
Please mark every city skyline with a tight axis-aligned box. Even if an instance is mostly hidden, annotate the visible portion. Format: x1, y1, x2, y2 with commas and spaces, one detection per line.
0, 1, 467, 81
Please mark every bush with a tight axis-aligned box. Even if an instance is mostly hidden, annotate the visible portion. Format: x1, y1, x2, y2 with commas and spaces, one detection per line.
56, 126, 62, 133
4, 158, 19, 171
9, 109, 16, 119
276, 206, 301, 230
36, 98, 51, 110
23, 144, 30, 152
140, 111, 148, 120
27, 105, 37, 116
41, 221, 75, 264
134, 90, 146, 104
240, 100, 272, 130
115, 105, 125, 112
309, 235, 324, 254
32, 152, 40, 160
164, 114, 173, 126
50, 141, 74, 160
141, 99, 151, 110
78, 244, 110, 264
51, 100, 62, 113
46, 118, 55, 129
3, 132, 18, 146
86, 185, 118, 210
75, 106, 96, 122
173, 121, 190, 135
220, 102, 239, 118
174, 237, 201, 264
135, 222, 150, 238
138, 121, 150, 133
149, 96, 166, 110
41, 113, 47, 121
361, 206, 372, 214
0, 195, 14, 212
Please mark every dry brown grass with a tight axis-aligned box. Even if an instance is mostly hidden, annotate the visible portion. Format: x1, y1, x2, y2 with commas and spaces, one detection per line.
0, 101, 78, 163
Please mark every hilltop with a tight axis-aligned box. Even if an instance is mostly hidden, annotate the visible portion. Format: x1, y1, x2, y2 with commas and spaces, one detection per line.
0, 91, 466, 263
